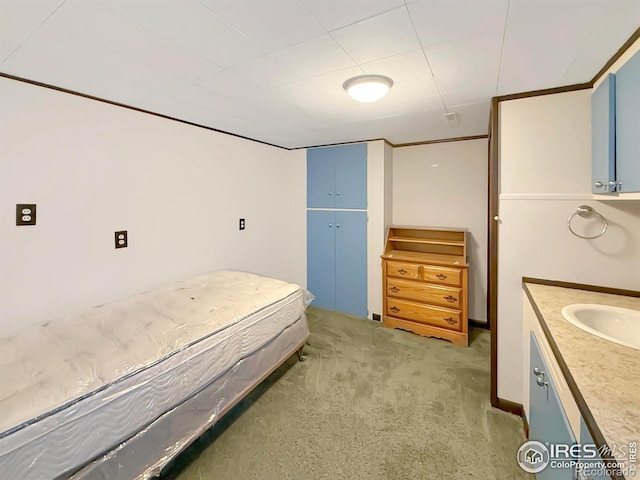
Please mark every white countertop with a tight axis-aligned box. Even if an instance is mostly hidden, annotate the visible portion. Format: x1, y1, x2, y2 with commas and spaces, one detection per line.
524, 282, 640, 473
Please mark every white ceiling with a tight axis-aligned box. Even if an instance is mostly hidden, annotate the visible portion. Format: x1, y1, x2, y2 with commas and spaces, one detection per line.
1, 0, 639, 148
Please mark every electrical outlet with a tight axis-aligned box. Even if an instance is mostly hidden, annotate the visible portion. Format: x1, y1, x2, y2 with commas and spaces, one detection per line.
115, 231, 127, 249
239, 218, 245, 230
16, 204, 36, 226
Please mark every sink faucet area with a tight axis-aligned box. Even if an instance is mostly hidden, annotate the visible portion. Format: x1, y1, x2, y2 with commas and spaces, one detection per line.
561, 304, 640, 351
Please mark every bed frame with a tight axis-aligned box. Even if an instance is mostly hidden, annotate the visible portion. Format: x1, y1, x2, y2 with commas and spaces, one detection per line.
0, 271, 310, 480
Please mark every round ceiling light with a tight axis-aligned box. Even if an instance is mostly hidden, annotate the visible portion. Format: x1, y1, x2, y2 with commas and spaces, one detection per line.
343, 74, 393, 103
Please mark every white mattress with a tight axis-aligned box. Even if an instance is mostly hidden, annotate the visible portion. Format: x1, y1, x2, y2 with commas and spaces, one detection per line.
0, 270, 307, 480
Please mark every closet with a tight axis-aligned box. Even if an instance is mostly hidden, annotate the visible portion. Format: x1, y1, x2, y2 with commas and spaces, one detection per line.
307, 143, 367, 318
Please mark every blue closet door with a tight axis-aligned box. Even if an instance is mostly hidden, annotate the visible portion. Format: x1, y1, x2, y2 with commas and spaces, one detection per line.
307, 147, 336, 208
334, 210, 368, 318
615, 50, 640, 193
335, 143, 367, 209
307, 210, 336, 310
529, 334, 576, 480
591, 73, 616, 193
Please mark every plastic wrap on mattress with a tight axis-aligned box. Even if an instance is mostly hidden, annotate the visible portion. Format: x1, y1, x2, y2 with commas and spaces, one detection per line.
0, 271, 311, 480
71, 313, 309, 480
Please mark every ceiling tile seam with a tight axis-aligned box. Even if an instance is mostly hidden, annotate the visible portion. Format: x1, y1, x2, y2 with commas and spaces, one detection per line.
48, 14, 218, 90
193, 0, 271, 58
403, 0, 448, 113
298, 0, 364, 75
494, 0, 511, 96
323, 4, 408, 33
194, 0, 327, 59
558, 26, 600, 85
94, 1, 227, 73
1, 0, 68, 64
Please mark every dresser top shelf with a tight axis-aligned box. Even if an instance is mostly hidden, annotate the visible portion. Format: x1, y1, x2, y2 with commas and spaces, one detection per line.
383, 226, 467, 262
382, 249, 467, 267
388, 236, 465, 247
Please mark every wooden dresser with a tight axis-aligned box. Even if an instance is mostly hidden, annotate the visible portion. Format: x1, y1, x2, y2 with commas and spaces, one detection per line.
381, 226, 469, 346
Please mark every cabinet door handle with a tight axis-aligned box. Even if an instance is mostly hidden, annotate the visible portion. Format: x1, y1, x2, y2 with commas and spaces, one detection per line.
594, 181, 605, 189
328, 192, 333, 196
536, 376, 549, 401
336, 192, 341, 196
533, 367, 545, 378
444, 317, 457, 325
436, 273, 447, 280
443, 295, 458, 303
390, 306, 400, 313
397, 269, 407, 275
328, 224, 332, 228
389, 286, 400, 293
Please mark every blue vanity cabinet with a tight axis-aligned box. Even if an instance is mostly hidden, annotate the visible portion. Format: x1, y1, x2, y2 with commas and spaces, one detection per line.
591, 73, 616, 194
307, 143, 367, 209
615, 48, 640, 193
529, 333, 577, 479
307, 210, 367, 318
578, 417, 610, 480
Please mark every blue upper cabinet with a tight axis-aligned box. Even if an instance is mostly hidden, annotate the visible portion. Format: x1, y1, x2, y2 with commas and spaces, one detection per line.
591, 73, 616, 194
307, 143, 367, 209
615, 49, 640, 193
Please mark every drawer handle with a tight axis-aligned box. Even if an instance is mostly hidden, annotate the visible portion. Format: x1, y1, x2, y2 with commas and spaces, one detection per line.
397, 269, 407, 275
389, 286, 400, 293
390, 306, 400, 313
436, 273, 447, 280
444, 317, 457, 325
444, 295, 458, 303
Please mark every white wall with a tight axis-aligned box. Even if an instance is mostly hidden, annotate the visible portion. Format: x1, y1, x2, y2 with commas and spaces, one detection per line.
498, 89, 640, 403
366, 140, 393, 319
0, 77, 306, 335
392, 139, 489, 322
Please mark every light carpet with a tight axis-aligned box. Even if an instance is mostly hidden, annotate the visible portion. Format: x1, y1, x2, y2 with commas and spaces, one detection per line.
160, 307, 532, 479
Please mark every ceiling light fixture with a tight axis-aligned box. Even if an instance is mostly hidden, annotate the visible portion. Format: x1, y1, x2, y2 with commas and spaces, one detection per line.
343, 75, 393, 103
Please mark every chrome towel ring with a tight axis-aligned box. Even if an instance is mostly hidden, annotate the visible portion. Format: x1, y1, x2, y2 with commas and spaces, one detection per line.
568, 205, 608, 239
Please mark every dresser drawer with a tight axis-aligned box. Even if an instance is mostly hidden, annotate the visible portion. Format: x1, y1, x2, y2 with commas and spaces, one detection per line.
386, 278, 462, 309
420, 265, 462, 286
386, 299, 461, 331
386, 261, 421, 280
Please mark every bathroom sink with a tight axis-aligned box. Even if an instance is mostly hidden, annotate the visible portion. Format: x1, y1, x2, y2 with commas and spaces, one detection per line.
561, 304, 640, 351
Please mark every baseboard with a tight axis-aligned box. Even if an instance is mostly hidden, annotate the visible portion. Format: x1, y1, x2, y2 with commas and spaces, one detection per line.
493, 397, 523, 417
469, 318, 489, 330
